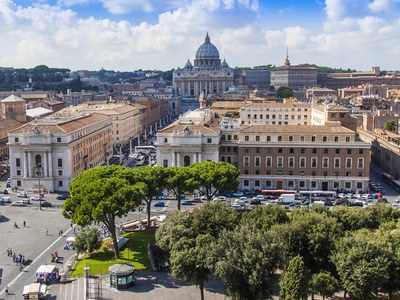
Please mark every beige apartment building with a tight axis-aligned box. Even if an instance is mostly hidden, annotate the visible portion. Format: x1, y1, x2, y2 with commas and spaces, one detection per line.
235, 125, 370, 192
8, 114, 113, 192
239, 103, 311, 126
54, 103, 147, 149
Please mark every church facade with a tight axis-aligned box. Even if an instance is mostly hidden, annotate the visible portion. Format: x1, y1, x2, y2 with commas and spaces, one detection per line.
172, 33, 234, 97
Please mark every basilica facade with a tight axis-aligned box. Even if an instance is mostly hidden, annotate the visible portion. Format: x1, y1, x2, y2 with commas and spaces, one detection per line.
172, 33, 234, 97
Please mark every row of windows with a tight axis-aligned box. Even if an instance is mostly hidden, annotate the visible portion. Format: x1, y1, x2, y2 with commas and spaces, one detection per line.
243, 148, 363, 155
243, 135, 353, 143
247, 114, 307, 120
244, 107, 307, 112
241, 169, 364, 177
242, 180, 363, 190
242, 121, 308, 125
243, 156, 365, 169
15, 157, 63, 168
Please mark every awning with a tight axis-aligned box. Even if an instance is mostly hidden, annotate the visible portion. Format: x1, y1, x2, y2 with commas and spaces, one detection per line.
35, 265, 56, 277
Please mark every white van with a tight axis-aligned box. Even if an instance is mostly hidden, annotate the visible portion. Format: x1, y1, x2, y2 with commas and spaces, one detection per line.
313, 200, 325, 206
1, 197, 11, 203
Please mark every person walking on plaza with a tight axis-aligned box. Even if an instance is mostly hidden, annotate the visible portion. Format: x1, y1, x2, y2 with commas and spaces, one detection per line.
23, 220, 26, 227
45, 228, 48, 236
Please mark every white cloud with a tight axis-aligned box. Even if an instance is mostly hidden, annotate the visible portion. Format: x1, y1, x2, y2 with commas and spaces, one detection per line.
367, 0, 397, 13
324, 0, 346, 20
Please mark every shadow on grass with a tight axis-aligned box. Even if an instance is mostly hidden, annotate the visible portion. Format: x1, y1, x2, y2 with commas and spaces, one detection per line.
69, 231, 154, 277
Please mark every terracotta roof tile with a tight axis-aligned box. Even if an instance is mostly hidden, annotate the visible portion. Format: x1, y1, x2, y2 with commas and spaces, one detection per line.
239, 125, 354, 133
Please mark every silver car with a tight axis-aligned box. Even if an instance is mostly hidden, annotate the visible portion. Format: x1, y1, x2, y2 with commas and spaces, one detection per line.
11, 200, 25, 206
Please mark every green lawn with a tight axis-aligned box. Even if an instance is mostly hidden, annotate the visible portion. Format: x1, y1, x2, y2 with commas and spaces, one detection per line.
69, 231, 155, 277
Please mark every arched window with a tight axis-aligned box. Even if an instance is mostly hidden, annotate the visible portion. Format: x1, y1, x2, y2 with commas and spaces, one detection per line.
184, 155, 190, 167
35, 154, 42, 167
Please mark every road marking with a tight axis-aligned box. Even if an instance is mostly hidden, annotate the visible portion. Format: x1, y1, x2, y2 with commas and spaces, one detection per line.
162, 200, 171, 212
0, 226, 73, 297
71, 278, 75, 300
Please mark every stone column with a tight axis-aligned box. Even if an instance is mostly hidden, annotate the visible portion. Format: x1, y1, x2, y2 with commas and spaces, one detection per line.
193, 153, 197, 164
172, 152, 175, 167
27, 151, 32, 178
44, 152, 48, 178
48, 152, 53, 178
177, 152, 180, 167
24, 151, 28, 178
198, 152, 202, 162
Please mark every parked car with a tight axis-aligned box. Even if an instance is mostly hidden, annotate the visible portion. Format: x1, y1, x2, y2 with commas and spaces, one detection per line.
40, 201, 53, 207
235, 199, 245, 206
153, 201, 165, 207
30, 196, 43, 201
250, 199, 261, 205
289, 202, 302, 209
335, 198, 349, 206
267, 200, 278, 206
232, 203, 243, 210
239, 197, 249, 203
17, 193, 28, 198
232, 191, 244, 197
181, 200, 193, 205
11, 200, 25, 206
253, 195, 264, 201
201, 195, 208, 200
56, 195, 68, 200
22, 198, 30, 204
192, 198, 202, 203
377, 197, 388, 203
1, 197, 11, 203
3, 189, 8, 194
156, 215, 167, 222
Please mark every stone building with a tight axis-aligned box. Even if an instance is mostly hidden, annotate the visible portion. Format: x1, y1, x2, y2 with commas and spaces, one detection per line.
172, 33, 234, 97
8, 114, 113, 192
271, 57, 318, 90
155, 110, 220, 167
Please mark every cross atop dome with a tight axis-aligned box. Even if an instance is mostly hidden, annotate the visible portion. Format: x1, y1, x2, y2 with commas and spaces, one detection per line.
205, 32, 210, 44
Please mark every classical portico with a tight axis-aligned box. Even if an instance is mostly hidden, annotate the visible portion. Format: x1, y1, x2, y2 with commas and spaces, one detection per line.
156, 111, 219, 167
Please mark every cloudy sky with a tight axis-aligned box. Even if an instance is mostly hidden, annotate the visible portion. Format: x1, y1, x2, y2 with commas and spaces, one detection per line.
0, 0, 399, 72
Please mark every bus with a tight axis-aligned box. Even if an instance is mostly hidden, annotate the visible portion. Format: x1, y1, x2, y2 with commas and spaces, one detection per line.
298, 191, 337, 201
136, 155, 146, 166
135, 146, 156, 154
391, 180, 400, 192
382, 172, 396, 185
261, 190, 296, 200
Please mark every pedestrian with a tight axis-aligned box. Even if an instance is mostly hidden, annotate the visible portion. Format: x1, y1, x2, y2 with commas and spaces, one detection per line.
45, 228, 48, 236
61, 230, 63, 236
58, 230, 60, 236
5, 286, 8, 294
23, 220, 26, 227
70, 221, 73, 228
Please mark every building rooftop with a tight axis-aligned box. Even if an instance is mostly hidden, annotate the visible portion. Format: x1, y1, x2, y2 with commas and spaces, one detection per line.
239, 124, 354, 133
26, 107, 54, 118
10, 114, 110, 134
159, 123, 219, 134
1, 94, 25, 103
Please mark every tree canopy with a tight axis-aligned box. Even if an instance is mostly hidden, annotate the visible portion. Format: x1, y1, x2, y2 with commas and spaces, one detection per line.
190, 161, 239, 201
385, 120, 396, 131
63, 165, 146, 258
276, 86, 294, 98
164, 167, 200, 210
208, 224, 282, 300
